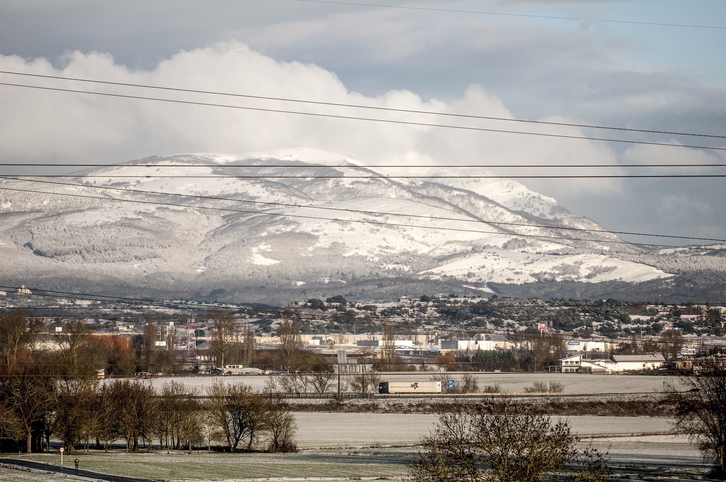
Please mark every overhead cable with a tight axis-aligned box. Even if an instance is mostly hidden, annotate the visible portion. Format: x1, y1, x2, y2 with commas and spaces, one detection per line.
1, 70, 723, 141
0, 80, 724, 152
0, 284, 717, 312
2, 182, 726, 251
1, 162, 726, 169
5, 173, 726, 179
292, 0, 726, 31
7, 176, 726, 244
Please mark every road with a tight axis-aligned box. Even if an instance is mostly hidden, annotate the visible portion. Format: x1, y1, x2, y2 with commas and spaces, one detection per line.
1, 458, 154, 482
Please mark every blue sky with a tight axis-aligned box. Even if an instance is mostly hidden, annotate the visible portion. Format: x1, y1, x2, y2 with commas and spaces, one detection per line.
0, 0, 724, 245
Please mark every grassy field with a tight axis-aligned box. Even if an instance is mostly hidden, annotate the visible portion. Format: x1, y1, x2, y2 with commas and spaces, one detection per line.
2, 442, 709, 482
0, 412, 709, 481
4, 451, 411, 481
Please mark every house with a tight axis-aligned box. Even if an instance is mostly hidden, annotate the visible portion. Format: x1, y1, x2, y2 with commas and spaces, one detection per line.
559, 355, 613, 373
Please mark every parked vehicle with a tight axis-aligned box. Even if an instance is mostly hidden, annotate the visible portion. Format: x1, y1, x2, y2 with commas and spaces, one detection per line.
378, 381, 442, 394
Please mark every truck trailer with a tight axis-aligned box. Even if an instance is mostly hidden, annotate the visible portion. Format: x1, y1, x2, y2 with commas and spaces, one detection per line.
378, 381, 442, 394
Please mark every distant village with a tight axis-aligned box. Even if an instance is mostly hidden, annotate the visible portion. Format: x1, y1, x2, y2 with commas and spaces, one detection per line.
2, 286, 725, 378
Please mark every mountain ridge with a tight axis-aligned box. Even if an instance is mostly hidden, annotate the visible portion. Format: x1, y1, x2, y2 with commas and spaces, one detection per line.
1, 150, 722, 304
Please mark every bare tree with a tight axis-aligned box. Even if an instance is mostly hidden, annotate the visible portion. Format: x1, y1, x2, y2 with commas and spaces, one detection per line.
666, 360, 726, 478
2, 368, 55, 453
141, 322, 159, 373
526, 333, 567, 371
106, 379, 157, 451
156, 381, 202, 452
206, 381, 265, 451
0, 399, 22, 444
278, 317, 302, 371
381, 324, 396, 370
409, 401, 611, 482
58, 320, 89, 370
305, 355, 335, 396
263, 399, 297, 453
55, 320, 109, 379
459, 373, 479, 394
348, 349, 379, 396
659, 329, 685, 363
177, 397, 204, 453
52, 378, 98, 454
94, 383, 123, 451
279, 372, 309, 395
209, 311, 238, 368
200, 410, 225, 452
242, 323, 255, 366
0, 311, 43, 374
102, 334, 137, 377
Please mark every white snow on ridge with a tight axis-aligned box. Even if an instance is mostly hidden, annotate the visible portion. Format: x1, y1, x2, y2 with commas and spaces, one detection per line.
0, 151, 685, 299
441, 177, 562, 217
421, 251, 672, 284
236, 147, 363, 167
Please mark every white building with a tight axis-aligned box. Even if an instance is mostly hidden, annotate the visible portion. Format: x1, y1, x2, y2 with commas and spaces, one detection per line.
441, 334, 511, 352
559, 353, 665, 373
610, 354, 666, 372
564, 340, 610, 353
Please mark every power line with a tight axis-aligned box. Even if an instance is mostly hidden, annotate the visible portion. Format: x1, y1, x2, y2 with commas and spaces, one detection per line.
0, 285, 243, 312
2, 180, 726, 251
2, 162, 726, 169
9, 176, 726, 244
0, 284, 713, 313
0, 184, 624, 246
1, 80, 725, 152
292, 0, 726, 31
5, 173, 726, 179
1, 70, 724, 141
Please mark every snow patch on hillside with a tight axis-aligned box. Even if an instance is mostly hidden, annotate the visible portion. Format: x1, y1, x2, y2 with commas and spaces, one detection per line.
421, 251, 672, 284
251, 244, 280, 265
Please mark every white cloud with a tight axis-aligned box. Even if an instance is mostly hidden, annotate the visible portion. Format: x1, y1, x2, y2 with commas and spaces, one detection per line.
2, 41, 723, 245
623, 142, 724, 171
658, 194, 713, 221
0, 41, 621, 184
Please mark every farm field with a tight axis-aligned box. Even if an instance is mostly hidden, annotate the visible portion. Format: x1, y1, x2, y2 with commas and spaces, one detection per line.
148, 372, 678, 395
3, 413, 707, 481
292, 413, 677, 448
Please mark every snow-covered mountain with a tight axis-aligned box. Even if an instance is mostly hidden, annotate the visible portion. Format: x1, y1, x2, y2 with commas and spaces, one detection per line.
0, 150, 720, 304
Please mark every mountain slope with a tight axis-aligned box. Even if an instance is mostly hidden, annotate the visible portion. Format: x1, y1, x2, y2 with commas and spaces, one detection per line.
0, 150, 700, 303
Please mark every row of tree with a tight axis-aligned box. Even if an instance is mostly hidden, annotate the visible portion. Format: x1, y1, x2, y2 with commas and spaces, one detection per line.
0, 377, 296, 454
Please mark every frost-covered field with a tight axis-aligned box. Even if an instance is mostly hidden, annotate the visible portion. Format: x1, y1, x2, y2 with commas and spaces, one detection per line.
4, 413, 707, 481
149, 372, 678, 395
3, 374, 701, 481
292, 413, 676, 448
4, 452, 409, 481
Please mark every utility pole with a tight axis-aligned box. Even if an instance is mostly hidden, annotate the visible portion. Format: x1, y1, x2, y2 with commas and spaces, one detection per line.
337, 349, 346, 401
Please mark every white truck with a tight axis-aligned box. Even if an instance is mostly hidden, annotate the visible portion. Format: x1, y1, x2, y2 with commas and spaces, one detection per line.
378, 380, 442, 394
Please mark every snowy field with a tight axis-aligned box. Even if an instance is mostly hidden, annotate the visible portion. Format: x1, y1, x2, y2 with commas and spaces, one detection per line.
5, 374, 696, 481
3, 413, 707, 481
146, 372, 678, 395
292, 413, 676, 448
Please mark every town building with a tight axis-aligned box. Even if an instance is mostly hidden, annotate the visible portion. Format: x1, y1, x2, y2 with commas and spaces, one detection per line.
559, 353, 665, 373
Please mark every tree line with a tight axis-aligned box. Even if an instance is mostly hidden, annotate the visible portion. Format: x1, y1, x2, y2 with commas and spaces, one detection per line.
0, 376, 296, 455
0, 310, 296, 454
